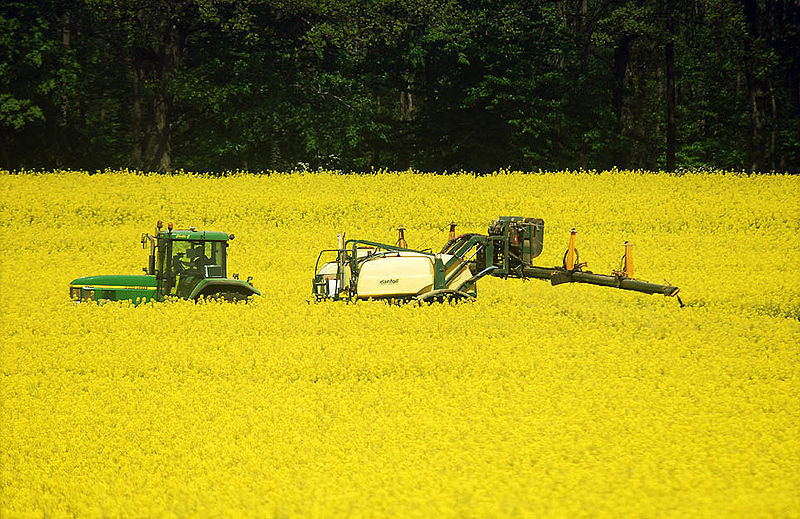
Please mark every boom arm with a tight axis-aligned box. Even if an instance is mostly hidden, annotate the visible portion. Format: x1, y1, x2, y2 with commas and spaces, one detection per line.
521, 266, 679, 297
441, 217, 680, 301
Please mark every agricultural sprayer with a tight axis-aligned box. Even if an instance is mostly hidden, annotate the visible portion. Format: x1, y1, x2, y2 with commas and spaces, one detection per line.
70, 221, 261, 303
312, 217, 681, 304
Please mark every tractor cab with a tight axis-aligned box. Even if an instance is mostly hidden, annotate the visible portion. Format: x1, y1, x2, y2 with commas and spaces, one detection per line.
154, 228, 231, 298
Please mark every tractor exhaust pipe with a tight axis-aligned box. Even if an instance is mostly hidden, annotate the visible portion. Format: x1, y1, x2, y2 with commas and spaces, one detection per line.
141, 232, 157, 275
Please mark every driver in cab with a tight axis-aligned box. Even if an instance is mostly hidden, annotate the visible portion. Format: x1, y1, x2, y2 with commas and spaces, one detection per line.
174, 244, 208, 276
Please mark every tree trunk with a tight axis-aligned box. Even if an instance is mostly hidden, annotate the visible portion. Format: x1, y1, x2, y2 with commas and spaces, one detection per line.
743, 0, 767, 172
612, 34, 634, 168
769, 80, 777, 171
132, 58, 144, 168
61, 11, 70, 127
579, 0, 589, 169
271, 141, 281, 170
399, 71, 415, 122
747, 73, 767, 172
665, 3, 676, 172
153, 24, 180, 172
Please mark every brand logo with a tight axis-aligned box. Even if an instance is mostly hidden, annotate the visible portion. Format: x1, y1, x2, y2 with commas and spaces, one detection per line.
379, 278, 399, 285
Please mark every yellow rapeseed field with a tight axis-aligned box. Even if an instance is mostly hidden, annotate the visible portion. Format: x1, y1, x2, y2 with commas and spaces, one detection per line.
1, 169, 799, 518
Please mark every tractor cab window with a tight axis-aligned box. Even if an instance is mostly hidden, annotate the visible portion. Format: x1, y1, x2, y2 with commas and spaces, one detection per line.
164, 239, 226, 282
171, 240, 204, 276
204, 241, 226, 278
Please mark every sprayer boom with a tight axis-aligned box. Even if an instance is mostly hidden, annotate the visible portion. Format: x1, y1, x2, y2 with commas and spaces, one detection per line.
311, 216, 680, 304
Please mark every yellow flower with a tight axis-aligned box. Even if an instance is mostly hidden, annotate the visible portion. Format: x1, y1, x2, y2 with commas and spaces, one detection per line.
1, 169, 798, 518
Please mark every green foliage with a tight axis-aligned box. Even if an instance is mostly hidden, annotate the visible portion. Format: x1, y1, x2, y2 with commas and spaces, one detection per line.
0, 1, 82, 165
0, 0, 797, 172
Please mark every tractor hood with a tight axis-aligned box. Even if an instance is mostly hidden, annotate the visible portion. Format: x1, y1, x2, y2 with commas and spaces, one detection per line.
70, 274, 157, 288
69, 274, 158, 303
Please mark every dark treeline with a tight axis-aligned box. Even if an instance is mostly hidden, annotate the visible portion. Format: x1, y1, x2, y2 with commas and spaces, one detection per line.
1, 0, 798, 173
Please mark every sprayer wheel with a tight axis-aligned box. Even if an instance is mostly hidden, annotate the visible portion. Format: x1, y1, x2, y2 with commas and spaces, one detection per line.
415, 289, 475, 305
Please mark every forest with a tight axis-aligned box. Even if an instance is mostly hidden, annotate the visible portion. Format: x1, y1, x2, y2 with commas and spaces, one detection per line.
1, 0, 798, 173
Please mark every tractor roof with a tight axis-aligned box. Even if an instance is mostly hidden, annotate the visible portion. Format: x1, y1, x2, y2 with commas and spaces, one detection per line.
158, 229, 231, 241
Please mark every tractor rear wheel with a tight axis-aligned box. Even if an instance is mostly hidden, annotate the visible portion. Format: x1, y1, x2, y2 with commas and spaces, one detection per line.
201, 290, 249, 303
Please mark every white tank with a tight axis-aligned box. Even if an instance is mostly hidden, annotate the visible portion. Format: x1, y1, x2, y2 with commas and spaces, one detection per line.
316, 250, 475, 299
355, 252, 474, 298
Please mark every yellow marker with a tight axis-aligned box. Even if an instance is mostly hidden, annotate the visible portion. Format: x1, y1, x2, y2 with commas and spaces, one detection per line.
624, 241, 634, 278
566, 228, 577, 270
397, 226, 407, 249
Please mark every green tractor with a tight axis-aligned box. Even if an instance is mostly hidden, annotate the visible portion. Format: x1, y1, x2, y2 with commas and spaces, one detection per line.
69, 221, 261, 303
